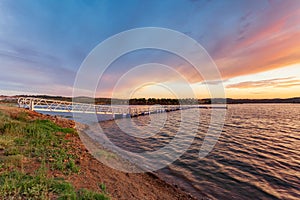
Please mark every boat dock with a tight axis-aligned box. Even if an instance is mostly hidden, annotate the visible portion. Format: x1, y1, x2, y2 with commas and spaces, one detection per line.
18, 97, 227, 119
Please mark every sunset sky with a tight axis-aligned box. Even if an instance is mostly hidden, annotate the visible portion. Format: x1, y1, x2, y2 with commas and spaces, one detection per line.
0, 0, 300, 99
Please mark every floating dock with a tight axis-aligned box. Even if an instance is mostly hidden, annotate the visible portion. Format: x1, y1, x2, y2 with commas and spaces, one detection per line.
18, 97, 227, 119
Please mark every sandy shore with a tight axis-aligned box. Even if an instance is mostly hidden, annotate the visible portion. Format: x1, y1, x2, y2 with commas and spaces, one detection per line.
0, 105, 197, 200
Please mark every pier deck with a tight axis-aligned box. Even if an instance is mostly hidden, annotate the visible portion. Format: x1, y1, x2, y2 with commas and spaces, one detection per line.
18, 97, 226, 119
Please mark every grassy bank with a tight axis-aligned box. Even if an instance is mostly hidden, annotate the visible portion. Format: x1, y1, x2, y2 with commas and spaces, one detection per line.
0, 106, 109, 199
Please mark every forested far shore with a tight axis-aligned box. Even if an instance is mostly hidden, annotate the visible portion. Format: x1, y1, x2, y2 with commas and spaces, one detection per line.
1, 95, 300, 105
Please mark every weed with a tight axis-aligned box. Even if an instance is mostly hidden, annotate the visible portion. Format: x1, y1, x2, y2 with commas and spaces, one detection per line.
0, 154, 23, 168
13, 137, 26, 146
13, 112, 28, 121
99, 183, 107, 193
0, 110, 80, 173
0, 110, 109, 199
0, 171, 109, 200
0, 136, 14, 150
66, 159, 79, 173
4, 147, 20, 156
76, 188, 109, 200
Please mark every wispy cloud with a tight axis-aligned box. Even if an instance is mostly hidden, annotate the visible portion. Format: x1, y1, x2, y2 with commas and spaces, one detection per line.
226, 77, 300, 89
199, 80, 229, 85
212, 0, 300, 79
0, 0, 300, 97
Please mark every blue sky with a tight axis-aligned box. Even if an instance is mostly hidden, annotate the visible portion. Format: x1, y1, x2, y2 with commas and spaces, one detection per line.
0, 0, 300, 98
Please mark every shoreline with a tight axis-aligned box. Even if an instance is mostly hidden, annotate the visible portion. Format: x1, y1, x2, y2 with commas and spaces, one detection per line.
78, 127, 206, 199
81, 131, 198, 199
0, 104, 199, 199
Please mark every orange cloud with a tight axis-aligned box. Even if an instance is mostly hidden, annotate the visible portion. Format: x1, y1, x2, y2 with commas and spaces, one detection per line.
214, 3, 300, 79
226, 77, 300, 89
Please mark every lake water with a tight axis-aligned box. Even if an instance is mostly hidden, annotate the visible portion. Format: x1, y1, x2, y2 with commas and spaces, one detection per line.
96, 104, 300, 200
40, 104, 300, 199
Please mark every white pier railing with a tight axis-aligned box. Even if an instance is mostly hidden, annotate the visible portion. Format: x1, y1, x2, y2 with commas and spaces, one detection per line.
17, 97, 226, 118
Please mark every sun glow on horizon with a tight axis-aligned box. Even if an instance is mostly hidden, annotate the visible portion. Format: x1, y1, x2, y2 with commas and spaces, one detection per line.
224, 63, 300, 99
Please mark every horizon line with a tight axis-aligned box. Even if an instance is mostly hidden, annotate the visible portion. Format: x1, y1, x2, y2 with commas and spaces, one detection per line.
2, 94, 300, 101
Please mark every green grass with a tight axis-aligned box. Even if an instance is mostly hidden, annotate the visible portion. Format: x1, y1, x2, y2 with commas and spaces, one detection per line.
0, 109, 109, 199
0, 171, 109, 200
0, 103, 17, 108
99, 182, 107, 193
0, 116, 78, 173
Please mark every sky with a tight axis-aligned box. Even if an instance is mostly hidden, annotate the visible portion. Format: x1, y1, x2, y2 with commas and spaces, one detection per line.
0, 0, 300, 99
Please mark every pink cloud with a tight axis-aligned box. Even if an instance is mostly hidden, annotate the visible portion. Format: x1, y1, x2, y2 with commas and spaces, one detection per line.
213, 1, 300, 79
226, 77, 300, 89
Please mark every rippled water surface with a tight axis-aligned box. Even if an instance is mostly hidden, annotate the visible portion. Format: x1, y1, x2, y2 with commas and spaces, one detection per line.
96, 104, 300, 199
